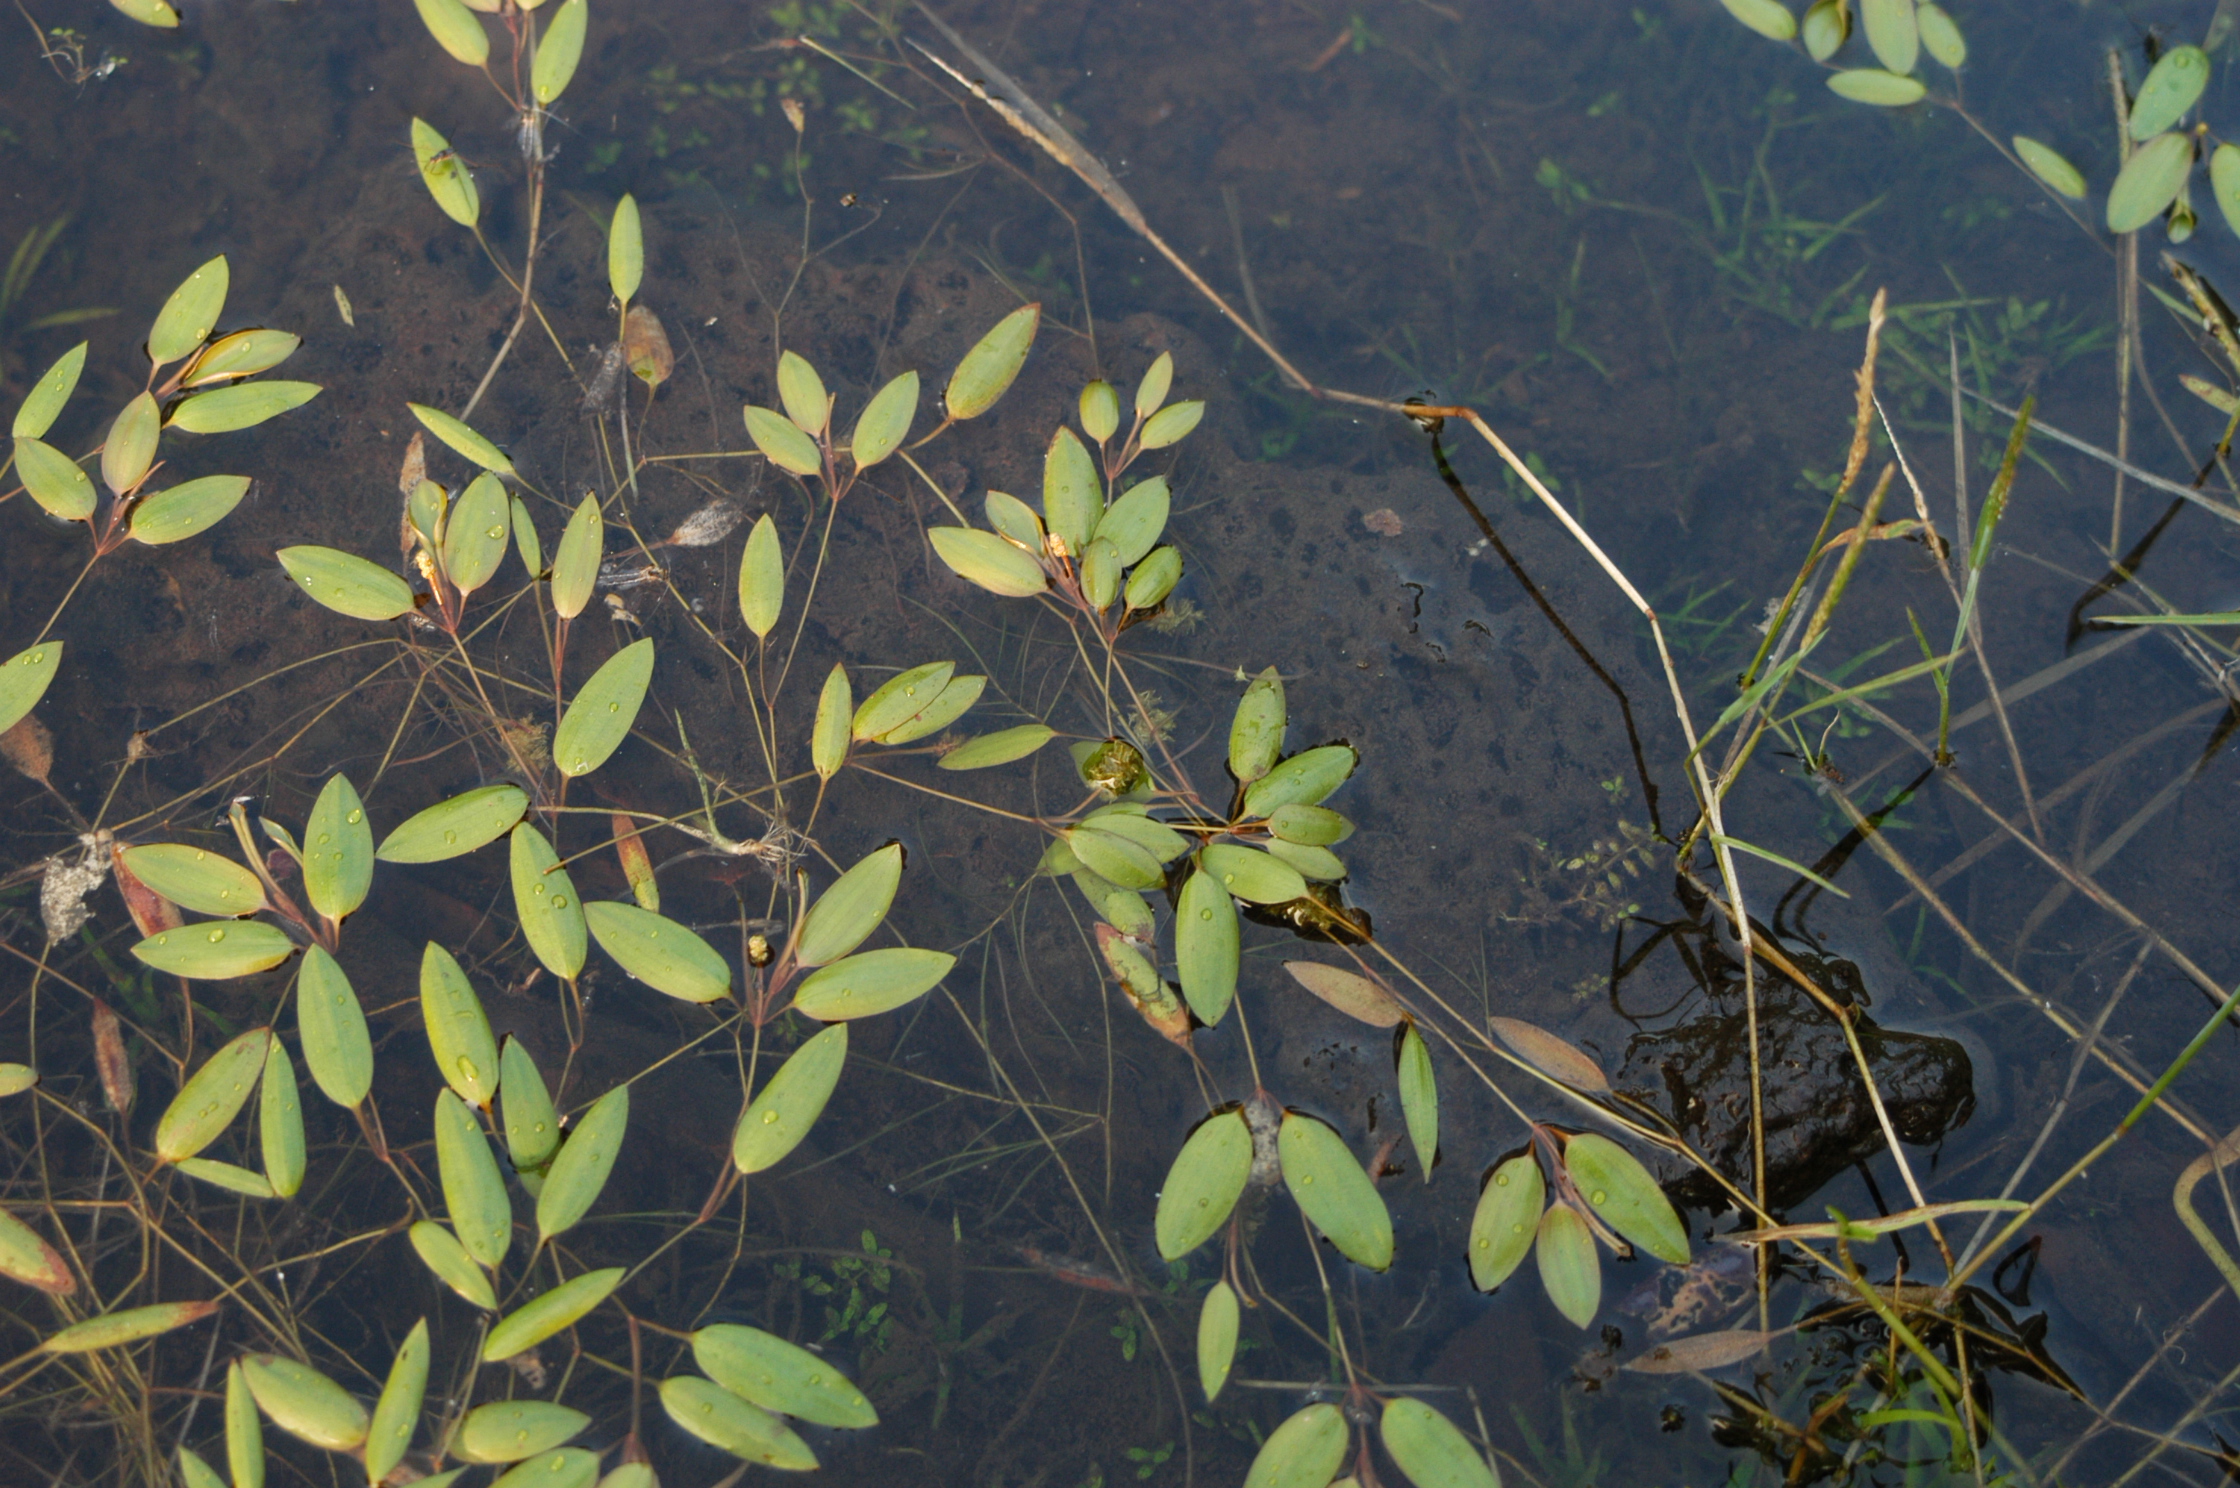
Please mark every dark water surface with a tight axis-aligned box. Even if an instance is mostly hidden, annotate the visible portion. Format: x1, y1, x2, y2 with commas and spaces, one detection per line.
6, 0, 2240, 1483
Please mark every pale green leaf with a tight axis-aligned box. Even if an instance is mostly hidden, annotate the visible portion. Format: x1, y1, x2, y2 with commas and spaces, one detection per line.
553, 637, 655, 778
945, 303, 1038, 420
1279, 1111, 1392, 1270
277, 545, 417, 622
585, 901, 732, 1002
376, 783, 527, 864
165, 381, 321, 434
733, 1023, 846, 1173
1155, 1110, 1252, 1259
130, 475, 251, 545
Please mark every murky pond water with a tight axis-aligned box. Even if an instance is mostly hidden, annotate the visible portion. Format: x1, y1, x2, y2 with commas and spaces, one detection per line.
6, 0, 2240, 1483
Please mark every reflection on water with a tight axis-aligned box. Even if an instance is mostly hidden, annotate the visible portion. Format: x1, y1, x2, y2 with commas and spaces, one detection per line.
5, 0, 2240, 1482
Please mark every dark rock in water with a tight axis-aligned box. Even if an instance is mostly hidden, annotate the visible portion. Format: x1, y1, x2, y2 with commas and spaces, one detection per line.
1615, 941, 1975, 1212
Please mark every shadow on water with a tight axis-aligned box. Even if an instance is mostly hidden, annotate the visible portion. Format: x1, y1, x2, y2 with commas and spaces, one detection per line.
5, 0, 2240, 1483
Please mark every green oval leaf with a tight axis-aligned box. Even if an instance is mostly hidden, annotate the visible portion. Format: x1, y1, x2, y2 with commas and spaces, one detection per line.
584, 901, 731, 1002
1134, 353, 1173, 419
2132, 44, 2209, 140
536, 1083, 628, 1245
1071, 869, 1154, 940
1279, 1111, 1392, 1270
0, 640, 60, 736
166, 381, 321, 434
258, 1039, 305, 1198
939, 723, 1055, 770
435, 1086, 512, 1267
441, 471, 511, 595
1155, 1110, 1253, 1260
776, 350, 828, 435
1228, 668, 1285, 784
1825, 68, 1927, 106
421, 942, 501, 1108
1802, 0, 1847, 62
550, 494, 602, 619
0, 1064, 33, 1097
1080, 378, 1120, 441
224, 1362, 261, 1488
1564, 1132, 1689, 1264
1093, 476, 1169, 567
1269, 804, 1353, 846
1084, 805, 1189, 861
985, 489, 1043, 547
43, 1300, 215, 1353
413, 0, 489, 61
409, 1220, 497, 1309
1915, 2, 1964, 68
108, 0, 180, 25
101, 392, 158, 497
458, 1400, 589, 1464
148, 256, 229, 367
154, 1029, 273, 1163
738, 513, 784, 639
694, 1323, 879, 1429
412, 118, 480, 227
812, 663, 851, 780
1243, 1402, 1348, 1488
1718, 0, 1795, 40
1041, 426, 1100, 557
531, 0, 587, 103
377, 783, 527, 864
119, 844, 267, 918
849, 369, 918, 469
659, 1376, 817, 1469
1138, 400, 1203, 451
2210, 143, 2240, 238
0, 1208, 73, 1295
510, 493, 542, 576
852, 661, 952, 741
876, 674, 984, 744
744, 404, 823, 477
277, 545, 417, 621
14, 436, 94, 520
1380, 1398, 1499, 1488
1536, 1203, 1601, 1327
134, 922, 298, 980
1469, 1154, 1545, 1291
795, 843, 903, 966
1396, 1023, 1437, 1179
182, 328, 301, 388
1242, 744, 1358, 817
492, 1450, 598, 1488
13, 342, 85, 439
2110, 131, 2197, 233
1175, 869, 1238, 1027
366, 1320, 430, 1487
792, 947, 954, 1021
1197, 1280, 1238, 1404
296, 946, 372, 1108
609, 193, 643, 306
1079, 536, 1120, 609
302, 773, 373, 923
175, 1157, 275, 1198
1067, 826, 1163, 890
409, 400, 513, 475
241, 1354, 370, 1451
510, 825, 586, 980
1198, 842, 1308, 906
499, 1037, 561, 1174
130, 474, 251, 545
945, 303, 1039, 421
1263, 838, 1345, 881
929, 526, 1049, 597
553, 637, 655, 777
733, 1023, 847, 1173
483, 1268, 625, 1362
1857, 0, 1915, 73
